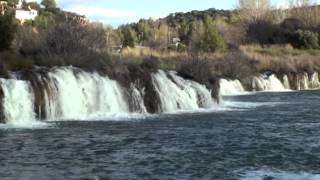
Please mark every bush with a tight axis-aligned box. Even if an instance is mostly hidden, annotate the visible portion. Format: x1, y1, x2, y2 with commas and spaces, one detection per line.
280, 18, 305, 32
0, 14, 17, 51
294, 30, 319, 49
213, 51, 255, 79
40, 23, 108, 66
140, 56, 160, 72
246, 19, 279, 45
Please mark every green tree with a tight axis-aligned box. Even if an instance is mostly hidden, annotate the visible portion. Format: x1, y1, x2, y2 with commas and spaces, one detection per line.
34, 12, 56, 29
200, 16, 227, 52
122, 27, 137, 48
21, 0, 28, 10
6, 0, 19, 7
0, 14, 17, 51
295, 30, 319, 49
41, 0, 56, 10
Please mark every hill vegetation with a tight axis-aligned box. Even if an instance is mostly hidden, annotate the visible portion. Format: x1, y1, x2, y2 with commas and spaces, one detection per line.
0, 0, 320, 83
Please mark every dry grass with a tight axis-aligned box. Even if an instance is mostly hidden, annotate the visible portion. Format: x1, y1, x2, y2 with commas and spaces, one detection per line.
240, 44, 320, 74
115, 47, 223, 70
111, 45, 320, 77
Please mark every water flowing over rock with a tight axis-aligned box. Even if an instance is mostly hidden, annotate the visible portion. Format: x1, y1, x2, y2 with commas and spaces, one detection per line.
253, 75, 287, 92
0, 67, 216, 124
219, 79, 246, 96
219, 72, 320, 96
152, 70, 214, 113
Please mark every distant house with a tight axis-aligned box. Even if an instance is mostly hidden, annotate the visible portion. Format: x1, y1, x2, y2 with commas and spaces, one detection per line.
15, 8, 38, 23
0, 0, 39, 24
14, 0, 38, 24
64, 11, 88, 26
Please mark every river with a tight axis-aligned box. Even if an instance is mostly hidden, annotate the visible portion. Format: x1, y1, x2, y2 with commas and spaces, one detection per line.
1, 90, 320, 179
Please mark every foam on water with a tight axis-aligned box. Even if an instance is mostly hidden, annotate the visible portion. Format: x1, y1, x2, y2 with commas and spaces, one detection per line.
240, 169, 320, 180
220, 79, 247, 96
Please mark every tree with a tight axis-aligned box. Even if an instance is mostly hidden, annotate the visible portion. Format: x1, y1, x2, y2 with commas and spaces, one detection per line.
122, 27, 138, 48
0, 14, 17, 51
199, 16, 227, 52
21, 0, 28, 10
27, 2, 41, 11
41, 0, 56, 10
6, 0, 19, 7
237, 0, 272, 24
34, 11, 56, 29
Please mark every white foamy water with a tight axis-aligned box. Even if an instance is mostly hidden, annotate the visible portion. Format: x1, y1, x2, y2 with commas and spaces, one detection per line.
152, 70, 214, 113
220, 79, 247, 96
0, 67, 216, 126
47, 68, 129, 120
253, 75, 287, 92
241, 169, 320, 180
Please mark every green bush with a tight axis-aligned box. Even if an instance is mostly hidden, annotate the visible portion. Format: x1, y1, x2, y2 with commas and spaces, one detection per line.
200, 16, 227, 52
34, 12, 56, 29
296, 30, 319, 49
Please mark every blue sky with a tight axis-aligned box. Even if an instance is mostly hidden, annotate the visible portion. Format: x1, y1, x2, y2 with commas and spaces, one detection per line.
29, 0, 320, 26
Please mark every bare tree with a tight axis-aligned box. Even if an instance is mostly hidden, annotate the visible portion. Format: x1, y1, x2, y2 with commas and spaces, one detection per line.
287, 0, 320, 29
237, 0, 272, 24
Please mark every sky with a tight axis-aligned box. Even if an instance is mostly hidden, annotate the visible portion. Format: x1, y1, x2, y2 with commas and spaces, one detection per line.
29, 0, 320, 27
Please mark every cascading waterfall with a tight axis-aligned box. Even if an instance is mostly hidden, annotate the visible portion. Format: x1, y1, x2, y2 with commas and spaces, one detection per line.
0, 78, 36, 125
297, 73, 309, 90
219, 72, 320, 96
46, 68, 129, 120
129, 84, 147, 113
0, 67, 216, 124
2, 65, 319, 125
220, 79, 246, 96
283, 75, 291, 90
310, 72, 320, 89
253, 75, 287, 91
152, 70, 214, 113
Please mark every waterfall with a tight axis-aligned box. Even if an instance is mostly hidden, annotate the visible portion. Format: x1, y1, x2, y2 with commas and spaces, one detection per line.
297, 73, 309, 90
46, 68, 129, 120
283, 75, 291, 90
0, 67, 216, 124
220, 79, 246, 96
130, 84, 147, 113
253, 75, 287, 91
0, 78, 36, 125
310, 72, 320, 89
152, 70, 214, 113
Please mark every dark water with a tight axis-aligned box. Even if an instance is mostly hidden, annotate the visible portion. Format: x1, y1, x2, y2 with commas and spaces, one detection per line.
1, 91, 320, 180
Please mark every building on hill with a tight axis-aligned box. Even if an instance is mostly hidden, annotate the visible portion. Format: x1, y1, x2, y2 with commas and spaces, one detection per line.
0, 0, 38, 23
63, 11, 89, 26
15, 7, 38, 24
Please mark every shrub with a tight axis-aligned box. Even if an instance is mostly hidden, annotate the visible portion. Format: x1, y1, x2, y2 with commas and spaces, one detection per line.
213, 51, 255, 79
295, 30, 319, 49
280, 18, 305, 32
246, 19, 279, 45
0, 14, 17, 51
140, 56, 160, 72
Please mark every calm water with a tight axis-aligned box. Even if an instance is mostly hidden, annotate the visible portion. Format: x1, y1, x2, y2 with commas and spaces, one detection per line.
1, 90, 320, 180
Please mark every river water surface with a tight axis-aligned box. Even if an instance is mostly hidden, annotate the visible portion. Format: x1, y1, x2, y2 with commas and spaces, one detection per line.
1, 90, 320, 180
